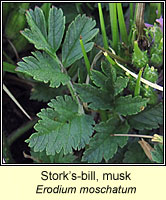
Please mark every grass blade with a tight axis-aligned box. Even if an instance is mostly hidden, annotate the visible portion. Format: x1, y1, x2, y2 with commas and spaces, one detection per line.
117, 3, 128, 44
109, 3, 119, 52
98, 3, 108, 49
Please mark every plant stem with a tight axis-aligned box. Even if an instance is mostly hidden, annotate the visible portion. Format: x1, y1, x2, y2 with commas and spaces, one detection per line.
50, 53, 84, 114
108, 47, 163, 91
134, 68, 143, 96
98, 3, 108, 49
3, 84, 32, 120
135, 3, 145, 39
80, 35, 91, 75
94, 43, 129, 64
7, 118, 38, 146
111, 133, 154, 139
130, 3, 134, 23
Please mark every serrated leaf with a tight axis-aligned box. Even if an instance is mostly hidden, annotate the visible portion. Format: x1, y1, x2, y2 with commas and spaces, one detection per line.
22, 6, 65, 54
115, 95, 148, 116
82, 117, 129, 163
74, 83, 114, 110
48, 7, 65, 52
123, 139, 152, 163
74, 64, 115, 110
129, 103, 163, 130
114, 76, 129, 96
75, 62, 129, 111
16, 51, 70, 88
151, 143, 163, 163
30, 82, 66, 102
26, 95, 94, 155
90, 69, 107, 89
30, 149, 76, 163
62, 14, 99, 67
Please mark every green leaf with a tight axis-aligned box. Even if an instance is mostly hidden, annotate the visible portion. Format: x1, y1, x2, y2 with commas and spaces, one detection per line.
62, 14, 99, 67
114, 76, 129, 96
75, 63, 129, 111
151, 143, 163, 163
115, 95, 148, 116
26, 95, 94, 155
74, 83, 114, 110
30, 149, 76, 163
16, 51, 70, 88
22, 7, 50, 52
30, 82, 66, 102
123, 139, 152, 163
3, 61, 17, 74
22, 6, 65, 54
82, 117, 129, 163
48, 6, 65, 52
129, 103, 163, 130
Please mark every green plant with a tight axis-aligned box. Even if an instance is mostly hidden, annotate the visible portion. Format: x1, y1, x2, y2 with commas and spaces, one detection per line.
3, 3, 163, 164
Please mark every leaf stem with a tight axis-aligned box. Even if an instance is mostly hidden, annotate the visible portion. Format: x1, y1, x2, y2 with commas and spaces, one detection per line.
94, 43, 129, 64
108, 47, 163, 92
111, 133, 153, 139
3, 84, 32, 120
50, 53, 84, 114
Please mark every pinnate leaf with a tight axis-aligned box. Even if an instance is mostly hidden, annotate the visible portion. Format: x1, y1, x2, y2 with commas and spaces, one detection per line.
74, 83, 114, 110
30, 149, 76, 163
16, 51, 70, 88
82, 117, 129, 163
115, 95, 148, 116
114, 76, 129, 96
129, 102, 163, 130
30, 82, 66, 102
22, 6, 65, 54
62, 14, 99, 67
26, 95, 94, 155
75, 65, 129, 110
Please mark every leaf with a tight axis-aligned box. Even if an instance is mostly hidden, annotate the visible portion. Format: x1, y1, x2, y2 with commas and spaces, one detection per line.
75, 64, 129, 111
74, 64, 116, 110
129, 103, 163, 130
48, 6, 65, 52
30, 149, 76, 163
26, 95, 94, 155
62, 14, 99, 67
22, 6, 65, 54
74, 83, 114, 110
114, 76, 129, 96
115, 95, 148, 116
82, 117, 129, 163
30, 82, 66, 102
16, 51, 70, 88
151, 143, 163, 163
123, 139, 152, 163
